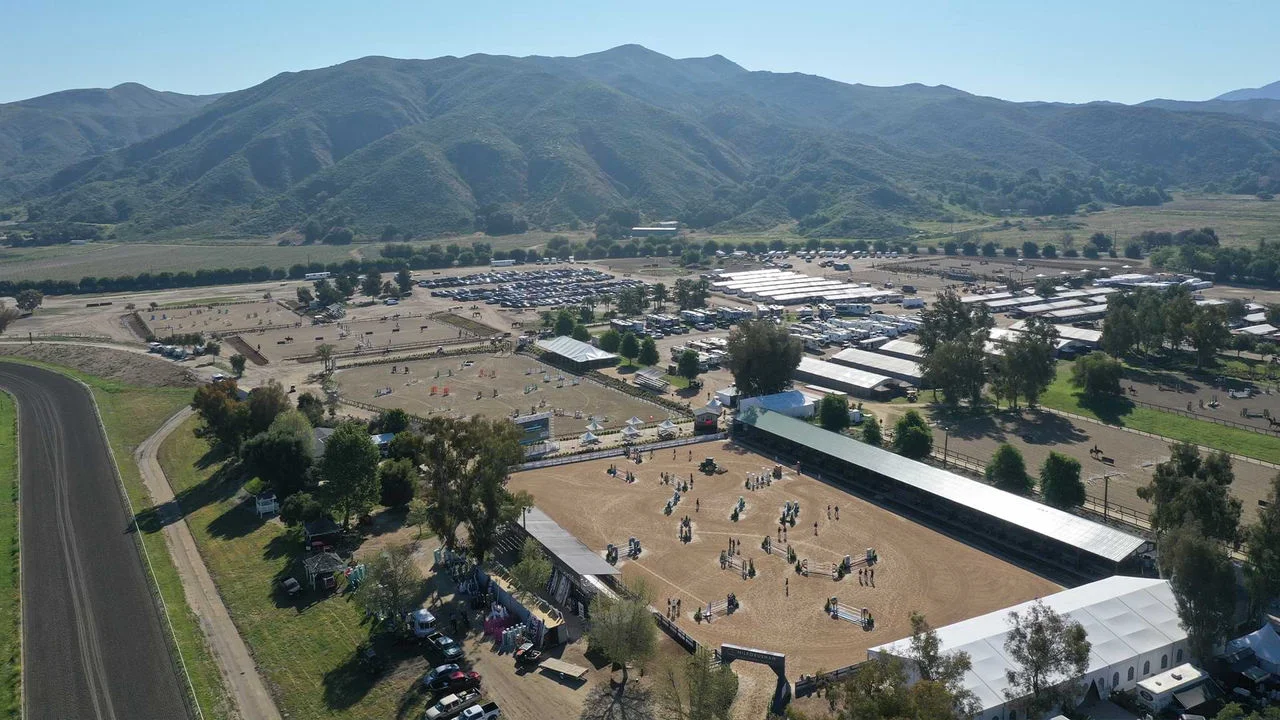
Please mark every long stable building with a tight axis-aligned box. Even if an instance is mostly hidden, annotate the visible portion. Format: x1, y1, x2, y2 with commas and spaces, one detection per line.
735, 411, 1148, 580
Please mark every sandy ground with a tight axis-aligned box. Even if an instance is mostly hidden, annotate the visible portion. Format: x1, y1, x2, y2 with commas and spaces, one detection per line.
509, 442, 1061, 676
338, 352, 676, 434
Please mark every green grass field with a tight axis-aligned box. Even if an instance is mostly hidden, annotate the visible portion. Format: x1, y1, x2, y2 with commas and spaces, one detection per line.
1039, 362, 1280, 464
158, 416, 421, 720
0, 391, 18, 719
0, 358, 231, 719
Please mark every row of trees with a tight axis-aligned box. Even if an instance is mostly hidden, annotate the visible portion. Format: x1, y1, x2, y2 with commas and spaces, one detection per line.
918, 291, 1058, 408
1101, 285, 1231, 366
983, 444, 1086, 507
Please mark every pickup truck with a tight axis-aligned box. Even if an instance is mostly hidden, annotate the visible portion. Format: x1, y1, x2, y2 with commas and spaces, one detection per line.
425, 690, 480, 720
459, 701, 501, 720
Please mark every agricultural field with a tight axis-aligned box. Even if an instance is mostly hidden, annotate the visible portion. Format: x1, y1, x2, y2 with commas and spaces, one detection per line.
508, 442, 1061, 675
337, 353, 673, 434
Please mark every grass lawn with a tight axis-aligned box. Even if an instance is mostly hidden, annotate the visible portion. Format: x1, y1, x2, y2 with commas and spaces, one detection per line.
0, 392, 18, 719
158, 416, 425, 719
664, 374, 690, 389
0, 357, 231, 719
1040, 362, 1280, 464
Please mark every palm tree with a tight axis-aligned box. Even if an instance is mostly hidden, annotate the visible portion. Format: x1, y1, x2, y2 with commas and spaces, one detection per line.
316, 343, 336, 373
652, 283, 668, 311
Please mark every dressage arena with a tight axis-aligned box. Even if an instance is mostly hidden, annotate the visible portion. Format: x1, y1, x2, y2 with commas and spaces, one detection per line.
337, 353, 672, 432
508, 442, 1061, 674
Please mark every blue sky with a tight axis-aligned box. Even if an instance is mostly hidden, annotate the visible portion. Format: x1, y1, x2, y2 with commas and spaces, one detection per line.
5, 0, 1277, 104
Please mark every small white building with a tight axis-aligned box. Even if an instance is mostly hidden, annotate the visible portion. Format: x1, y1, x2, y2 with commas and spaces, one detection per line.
737, 390, 817, 419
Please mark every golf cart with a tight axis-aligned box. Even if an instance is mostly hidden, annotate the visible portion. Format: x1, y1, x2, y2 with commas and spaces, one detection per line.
514, 641, 543, 668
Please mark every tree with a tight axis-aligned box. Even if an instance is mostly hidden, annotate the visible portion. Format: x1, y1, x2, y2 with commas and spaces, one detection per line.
1040, 452, 1085, 509
918, 290, 994, 355
1139, 442, 1242, 542
986, 444, 1032, 494
828, 653, 974, 720
319, 421, 381, 528
280, 491, 323, 525
1189, 307, 1230, 367
372, 408, 411, 434
677, 350, 701, 387
1245, 474, 1280, 616
571, 324, 591, 342
921, 337, 988, 406
417, 416, 526, 560
1160, 522, 1236, 662
599, 329, 622, 353
1069, 352, 1122, 396
907, 612, 980, 716
1003, 600, 1091, 718
509, 538, 552, 600
1102, 304, 1139, 357
316, 343, 336, 373
241, 410, 313, 498
230, 354, 247, 377
15, 289, 43, 312
192, 380, 249, 449
554, 309, 576, 337
354, 543, 424, 635
378, 457, 417, 507
818, 394, 850, 432
674, 278, 710, 311
651, 282, 669, 310
395, 267, 413, 293
0, 305, 19, 335
638, 337, 660, 366
588, 578, 657, 687
361, 270, 382, 297
893, 410, 933, 459
862, 415, 882, 446
616, 286, 646, 316
619, 332, 640, 366
997, 318, 1058, 407
296, 392, 326, 427
296, 286, 314, 305
246, 379, 290, 435
725, 320, 802, 396
658, 646, 739, 720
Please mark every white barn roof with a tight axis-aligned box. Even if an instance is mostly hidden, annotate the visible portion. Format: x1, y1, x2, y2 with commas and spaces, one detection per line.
521, 507, 620, 576
535, 335, 619, 363
871, 577, 1184, 715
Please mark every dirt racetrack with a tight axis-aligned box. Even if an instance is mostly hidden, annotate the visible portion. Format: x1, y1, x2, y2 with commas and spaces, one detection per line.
509, 442, 1061, 675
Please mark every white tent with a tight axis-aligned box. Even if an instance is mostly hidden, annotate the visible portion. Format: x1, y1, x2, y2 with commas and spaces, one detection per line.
706, 398, 724, 412
622, 425, 641, 438
1227, 624, 1280, 674
580, 432, 599, 444
869, 577, 1187, 720
626, 416, 643, 426
657, 419, 678, 431
585, 421, 604, 432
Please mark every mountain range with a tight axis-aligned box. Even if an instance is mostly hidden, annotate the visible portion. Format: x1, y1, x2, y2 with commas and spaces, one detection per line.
3, 46, 1280, 240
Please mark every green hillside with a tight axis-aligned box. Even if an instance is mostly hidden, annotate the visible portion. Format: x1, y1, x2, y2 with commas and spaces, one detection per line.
0, 83, 219, 199
13, 46, 1280, 239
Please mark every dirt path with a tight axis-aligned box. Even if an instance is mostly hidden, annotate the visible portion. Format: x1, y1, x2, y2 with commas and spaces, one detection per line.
135, 407, 282, 720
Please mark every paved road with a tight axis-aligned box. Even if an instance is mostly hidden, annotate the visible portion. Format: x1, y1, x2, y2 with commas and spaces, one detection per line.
0, 362, 190, 720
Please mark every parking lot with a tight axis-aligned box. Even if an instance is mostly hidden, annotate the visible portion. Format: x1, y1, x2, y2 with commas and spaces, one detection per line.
421, 267, 647, 309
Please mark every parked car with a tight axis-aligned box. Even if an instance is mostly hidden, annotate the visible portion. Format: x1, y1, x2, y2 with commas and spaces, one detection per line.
427, 631, 464, 660
422, 663, 461, 689
460, 701, 501, 720
429, 671, 481, 696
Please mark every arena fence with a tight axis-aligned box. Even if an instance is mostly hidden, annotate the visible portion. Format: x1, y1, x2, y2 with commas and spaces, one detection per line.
513, 433, 728, 472
795, 661, 866, 697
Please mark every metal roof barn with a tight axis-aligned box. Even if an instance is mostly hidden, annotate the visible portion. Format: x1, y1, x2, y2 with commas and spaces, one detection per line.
830, 347, 923, 385
793, 357, 893, 397
520, 507, 620, 576
737, 412, 1147, 565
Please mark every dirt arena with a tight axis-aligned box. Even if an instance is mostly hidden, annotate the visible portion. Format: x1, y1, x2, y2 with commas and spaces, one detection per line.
138, 299, 292, 338
337, 352, 675, 433
234, 312, 480, 362
508, 442, 1062, 674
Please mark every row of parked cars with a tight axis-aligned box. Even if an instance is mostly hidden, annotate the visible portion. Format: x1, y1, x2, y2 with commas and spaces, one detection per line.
406, 607, 502, 719
424, 268, 646, 309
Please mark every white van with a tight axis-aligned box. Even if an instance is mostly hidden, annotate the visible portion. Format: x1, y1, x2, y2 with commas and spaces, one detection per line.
408, 608, 437, 638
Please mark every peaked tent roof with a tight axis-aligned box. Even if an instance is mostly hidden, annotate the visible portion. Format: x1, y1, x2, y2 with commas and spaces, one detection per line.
871, 577, 1183, 713
535, 335, 618, 363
